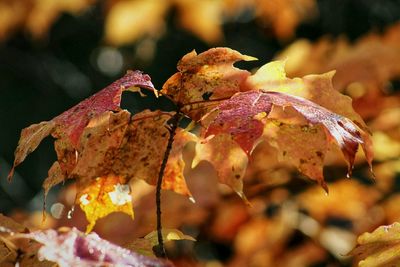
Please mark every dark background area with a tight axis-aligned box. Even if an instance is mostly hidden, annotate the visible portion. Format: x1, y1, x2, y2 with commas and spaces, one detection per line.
0, 0, 399, 217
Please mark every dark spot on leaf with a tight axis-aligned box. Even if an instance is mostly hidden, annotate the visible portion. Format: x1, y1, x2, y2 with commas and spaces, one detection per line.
235, 174, 240, 179
300, 159, 307, 164
202, 92, 213, 100
283, 151, 287, 156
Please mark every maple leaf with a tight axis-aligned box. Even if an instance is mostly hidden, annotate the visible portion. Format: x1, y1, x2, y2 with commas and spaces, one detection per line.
161, 47, 256, 120
349, 222, 400, 267
40, 109, 196, 230
17, 228, 173, 267
200, 90, 371, 193
192, 53, 372, 195
53, 70, 155, 147
246, 60, 373, 183
9, 70, 155, 179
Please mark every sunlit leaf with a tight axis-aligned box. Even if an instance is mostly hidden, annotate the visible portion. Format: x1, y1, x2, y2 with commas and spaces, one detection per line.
77, 175, 134, 233
350, 222, 400, 267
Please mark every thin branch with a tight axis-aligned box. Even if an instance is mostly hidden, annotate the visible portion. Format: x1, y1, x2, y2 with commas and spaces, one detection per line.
155, 111, 182, 258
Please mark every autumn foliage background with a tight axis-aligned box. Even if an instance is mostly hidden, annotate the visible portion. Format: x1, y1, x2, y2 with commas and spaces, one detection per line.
0, 1, 400, 266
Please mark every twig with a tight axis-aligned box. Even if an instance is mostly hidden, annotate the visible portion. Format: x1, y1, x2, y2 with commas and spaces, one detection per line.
155, 111, 182, 258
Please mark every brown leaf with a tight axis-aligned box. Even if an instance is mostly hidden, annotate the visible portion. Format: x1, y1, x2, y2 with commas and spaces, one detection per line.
8, 121, 56, 180
64, 109, 194, 197
10, 70, 155, 179
53, 70, 154, 147
161, 47, 256, 120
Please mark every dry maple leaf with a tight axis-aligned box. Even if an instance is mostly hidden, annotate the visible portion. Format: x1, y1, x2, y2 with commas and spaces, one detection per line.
161, 47, 256, 120
9, 70, 155, 180
185, 51, 372, 196
11, 97, 196, 231
200, 90, 372, 193
42, 109, 195, 230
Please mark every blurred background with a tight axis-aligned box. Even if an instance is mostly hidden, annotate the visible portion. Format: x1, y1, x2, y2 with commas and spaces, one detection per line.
0, 0, 399, 266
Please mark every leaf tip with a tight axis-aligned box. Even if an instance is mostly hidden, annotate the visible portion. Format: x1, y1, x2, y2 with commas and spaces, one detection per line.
320, 181, 329, 195
189, 196, 196, 203
7, 168, 15, 182
243, 55, 258, 61
237, 191, 251, 206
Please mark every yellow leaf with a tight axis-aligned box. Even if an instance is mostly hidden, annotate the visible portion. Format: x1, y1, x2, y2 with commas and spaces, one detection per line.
162, 47, 256, 120
126, 229, 195, 257
350, 222, 400, 267
144, 229, 196, 247
77, 175, 134, 233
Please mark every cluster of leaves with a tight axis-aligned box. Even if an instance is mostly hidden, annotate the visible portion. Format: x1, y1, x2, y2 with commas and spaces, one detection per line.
0, 0, 316, 44
9, 47, 372, 231
3, 45, 379, 266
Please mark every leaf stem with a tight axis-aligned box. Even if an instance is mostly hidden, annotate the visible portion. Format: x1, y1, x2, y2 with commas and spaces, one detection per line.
155, 111, 182, 258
